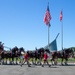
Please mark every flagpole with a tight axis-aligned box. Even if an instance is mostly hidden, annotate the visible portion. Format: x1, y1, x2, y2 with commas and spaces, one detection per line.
61, 19, 63, 50
48, 2, 51, 51
48, 23, 50, 51
61, 10, 63, 51
44, 2, 51, 51
60, 10, 63, 51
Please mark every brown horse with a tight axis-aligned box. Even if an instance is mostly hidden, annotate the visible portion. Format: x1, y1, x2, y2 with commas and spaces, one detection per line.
26, 48, 44, 65
51, 48, 74, 65
0, 47, 25, 65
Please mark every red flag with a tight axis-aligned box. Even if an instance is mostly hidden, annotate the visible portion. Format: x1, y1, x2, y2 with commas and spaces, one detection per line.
60, 11, 63, 21
44, 4, 51, 26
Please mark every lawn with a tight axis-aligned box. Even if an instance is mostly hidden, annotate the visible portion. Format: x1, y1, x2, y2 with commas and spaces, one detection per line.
2, 57, 75, 63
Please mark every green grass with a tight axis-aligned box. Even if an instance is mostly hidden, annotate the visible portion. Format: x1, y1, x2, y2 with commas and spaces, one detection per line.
68, 58, 75, 63
57, 58, 75, 63
3, 58, 75, 63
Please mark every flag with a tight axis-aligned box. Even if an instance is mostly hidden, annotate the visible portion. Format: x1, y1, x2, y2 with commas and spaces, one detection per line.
44, 39, 57, 52
60, 11, 63, 21
44, 3, 52, 26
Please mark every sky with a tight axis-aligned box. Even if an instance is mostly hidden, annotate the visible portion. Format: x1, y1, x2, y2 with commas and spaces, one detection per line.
0, 0, 75, 51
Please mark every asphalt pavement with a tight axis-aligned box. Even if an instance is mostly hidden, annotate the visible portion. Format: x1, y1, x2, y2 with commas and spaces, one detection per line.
0, 63, 75, 75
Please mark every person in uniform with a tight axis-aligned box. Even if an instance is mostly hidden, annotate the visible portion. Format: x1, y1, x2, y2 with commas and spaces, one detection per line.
24, 51, 31, 67
42, 51, 51, 67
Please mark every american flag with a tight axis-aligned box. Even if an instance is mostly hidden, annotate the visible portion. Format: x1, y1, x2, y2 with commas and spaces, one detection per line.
44, 4, 52, 26
60, 11, 63, 21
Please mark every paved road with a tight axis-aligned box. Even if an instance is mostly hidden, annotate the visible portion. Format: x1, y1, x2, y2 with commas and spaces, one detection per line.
0, 64, 75, 75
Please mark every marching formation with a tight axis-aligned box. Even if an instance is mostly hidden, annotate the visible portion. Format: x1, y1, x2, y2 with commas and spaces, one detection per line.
0, 41, 74, 67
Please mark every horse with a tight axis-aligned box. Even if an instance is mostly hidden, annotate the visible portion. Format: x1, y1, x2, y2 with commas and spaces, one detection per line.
26, 48, 44, 65
51, 51, 58, 65
27, 48, 50, 65
0, 43, 4, 63
51, 48, 74, 65
0, 46, 19, 65
0, 46, 25, 65
10, 47, 25, 64
18, 47, 25, 66
18, 47, 25, 60
35, 48, 44, 65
